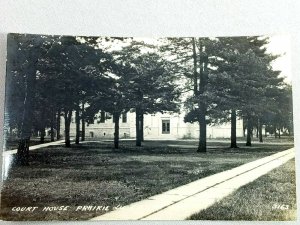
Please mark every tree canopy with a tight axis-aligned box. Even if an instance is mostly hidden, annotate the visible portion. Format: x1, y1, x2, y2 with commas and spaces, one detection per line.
5, 34, 293, 165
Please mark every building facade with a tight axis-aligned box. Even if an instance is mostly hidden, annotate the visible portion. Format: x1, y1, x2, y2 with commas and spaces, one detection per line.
65, 111, 244, 140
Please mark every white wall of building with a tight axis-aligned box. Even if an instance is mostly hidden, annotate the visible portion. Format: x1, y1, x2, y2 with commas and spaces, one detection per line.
62, 111, 244, 139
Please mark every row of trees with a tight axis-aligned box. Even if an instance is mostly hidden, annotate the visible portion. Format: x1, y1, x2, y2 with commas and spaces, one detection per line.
5, 34, 293, 165
6, 35, 180, 165
162, 37, 293, 152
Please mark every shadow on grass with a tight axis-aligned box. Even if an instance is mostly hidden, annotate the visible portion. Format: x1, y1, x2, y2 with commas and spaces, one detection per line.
1, 140, 294, 221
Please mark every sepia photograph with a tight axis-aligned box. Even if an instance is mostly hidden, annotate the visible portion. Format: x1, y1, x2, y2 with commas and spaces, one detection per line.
0, 33, 296, 221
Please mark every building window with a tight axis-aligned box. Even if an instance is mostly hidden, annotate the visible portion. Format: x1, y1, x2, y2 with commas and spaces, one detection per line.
162, 120, 170, 134
100, 110, 105, 123
90, 131, 94, 138
122, 112, 127, 123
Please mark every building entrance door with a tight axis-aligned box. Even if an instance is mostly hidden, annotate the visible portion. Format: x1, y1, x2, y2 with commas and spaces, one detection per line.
162, 120, 170, 134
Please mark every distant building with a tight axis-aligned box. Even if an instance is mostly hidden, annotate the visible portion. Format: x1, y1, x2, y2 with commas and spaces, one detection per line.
64, 111, 244, 140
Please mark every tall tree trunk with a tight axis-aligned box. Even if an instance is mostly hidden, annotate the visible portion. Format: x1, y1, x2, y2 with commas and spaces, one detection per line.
50, 107, 55, 142
141, 113, 144, 142
40, 109, 46, 144
198, 104, 207, 152
230, 110, 238, 148
75, 106, 80, 144
81, 103, 85, 141
56, 108, 61, 140
196, 39, 208, 153
258, 119, 263, 143
192, 37, 198, 94
16, 65, 36, 166
265, 127, 267, 137
40, 128, 45, 143
17, 139, 30, 166
136, 108, 142, 147
197, 122, 206, 152
64, 109, 72, 147
278, 128, 281, 139
246, 117, 252, 146
243, 117, 247, 137
114, 112, 120, 149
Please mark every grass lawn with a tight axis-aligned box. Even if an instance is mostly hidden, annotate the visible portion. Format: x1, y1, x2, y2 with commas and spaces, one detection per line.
189, 159, 297, 221
0, 140, 294, 221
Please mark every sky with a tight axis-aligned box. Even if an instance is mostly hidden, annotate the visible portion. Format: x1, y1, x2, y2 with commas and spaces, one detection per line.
266, 34, 292, 83
98, 35, 292, 84
131, 36, 293, 85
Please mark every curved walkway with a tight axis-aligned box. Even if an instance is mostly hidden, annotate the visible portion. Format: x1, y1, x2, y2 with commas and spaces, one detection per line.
91, 148, 295, 220
2, 140, 66, 180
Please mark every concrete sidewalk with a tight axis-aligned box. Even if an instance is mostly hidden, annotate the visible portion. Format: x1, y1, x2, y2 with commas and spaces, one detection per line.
3, 139, 66, 155
91, 148, 295, 220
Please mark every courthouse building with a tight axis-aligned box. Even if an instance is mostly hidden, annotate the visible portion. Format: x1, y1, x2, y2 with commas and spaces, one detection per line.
66, 111, 244, 140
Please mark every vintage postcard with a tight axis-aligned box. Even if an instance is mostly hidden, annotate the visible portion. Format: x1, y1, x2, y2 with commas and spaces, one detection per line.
0, 33, 296, 221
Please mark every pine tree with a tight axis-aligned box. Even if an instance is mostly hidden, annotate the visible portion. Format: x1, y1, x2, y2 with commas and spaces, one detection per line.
113, 41, 180, 147
6, 34, 56, 165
